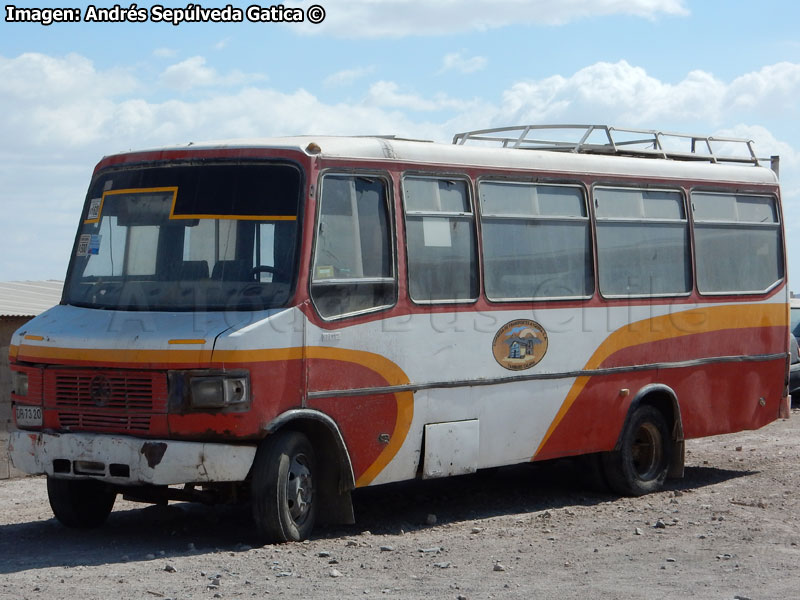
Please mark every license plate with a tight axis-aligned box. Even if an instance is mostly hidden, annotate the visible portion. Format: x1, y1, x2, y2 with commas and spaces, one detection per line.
15, 405, 42, 427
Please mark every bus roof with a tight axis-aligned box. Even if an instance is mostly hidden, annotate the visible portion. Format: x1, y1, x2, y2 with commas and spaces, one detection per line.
101, 135, 780, 186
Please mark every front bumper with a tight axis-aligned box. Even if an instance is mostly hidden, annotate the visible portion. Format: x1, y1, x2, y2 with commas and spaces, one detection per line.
8, 431, 257, 486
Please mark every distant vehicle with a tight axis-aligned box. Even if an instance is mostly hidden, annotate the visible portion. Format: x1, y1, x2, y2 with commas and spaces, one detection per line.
8, 125, 791, 543
791, 298, 800, 339
789, 336, 800, 398
790, 298, 800, 398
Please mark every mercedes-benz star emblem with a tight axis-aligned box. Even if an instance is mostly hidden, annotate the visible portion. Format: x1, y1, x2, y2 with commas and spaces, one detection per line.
89, 375, 112, 407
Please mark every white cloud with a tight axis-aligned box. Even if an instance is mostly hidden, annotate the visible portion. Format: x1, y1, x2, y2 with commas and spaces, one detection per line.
324, 66, 375, 87
159, 56, 266, 91
440, 51, 487, 74
726, 62, 800, 113
0, 53, 445, 155
365, 81, 439, 111
0, 52, 137, 102
3, 53, 798, 158
159, 56, 217, 90
0, 53, 138, 148
153, 47, 177, 58
496, 61, 775, 129
285, 0, 689, 37
364, 81, 482, 114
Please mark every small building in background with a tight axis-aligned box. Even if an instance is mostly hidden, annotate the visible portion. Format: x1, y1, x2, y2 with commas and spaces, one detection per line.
0, 281, 64, 479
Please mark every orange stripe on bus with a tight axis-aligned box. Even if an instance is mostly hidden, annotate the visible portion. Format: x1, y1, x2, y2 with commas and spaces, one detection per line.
14, 345, 310, 365
534, 302, 788, 459
15, 345, 216, 365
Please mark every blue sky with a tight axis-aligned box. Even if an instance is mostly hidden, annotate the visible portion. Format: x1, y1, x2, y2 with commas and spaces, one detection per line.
2, 0, 800, 288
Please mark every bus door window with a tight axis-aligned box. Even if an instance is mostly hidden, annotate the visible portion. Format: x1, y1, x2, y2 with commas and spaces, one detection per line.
311, 174, 395, 319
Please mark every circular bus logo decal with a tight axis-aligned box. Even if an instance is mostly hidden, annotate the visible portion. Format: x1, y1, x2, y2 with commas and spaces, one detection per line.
492, 319, 549, 371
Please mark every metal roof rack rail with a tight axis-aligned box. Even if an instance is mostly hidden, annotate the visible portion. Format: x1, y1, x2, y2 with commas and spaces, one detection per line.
452, 124, 777, 170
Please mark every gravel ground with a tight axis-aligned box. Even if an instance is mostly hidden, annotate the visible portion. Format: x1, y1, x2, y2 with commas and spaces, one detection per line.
2, 408, 800, 600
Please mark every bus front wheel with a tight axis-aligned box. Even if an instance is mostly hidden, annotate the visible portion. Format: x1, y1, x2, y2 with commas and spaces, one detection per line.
47, 477, 116, 528
601, 405, 672, 496
251, 431, 317, 543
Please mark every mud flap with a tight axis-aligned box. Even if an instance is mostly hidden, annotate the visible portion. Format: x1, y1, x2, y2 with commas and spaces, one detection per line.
779, 394, 791, 419
668, 439, 685, 479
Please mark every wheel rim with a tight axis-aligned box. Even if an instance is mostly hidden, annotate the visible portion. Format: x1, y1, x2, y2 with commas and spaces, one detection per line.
286, 453, 313, 524
631, 422, 663, 480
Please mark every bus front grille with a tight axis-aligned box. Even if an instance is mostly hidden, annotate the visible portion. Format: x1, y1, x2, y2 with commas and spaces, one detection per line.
44, 368, 168, 435
58, 411, 152, 432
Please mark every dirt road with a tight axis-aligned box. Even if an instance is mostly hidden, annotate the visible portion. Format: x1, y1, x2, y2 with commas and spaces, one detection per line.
2, 409, 800, 600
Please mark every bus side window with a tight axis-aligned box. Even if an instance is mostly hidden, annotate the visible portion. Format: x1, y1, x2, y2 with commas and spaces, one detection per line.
403, 176, 478, 303
595, 187, 691, 297
479, 181, 593, 300
311, 174, 395, 319
692, 192, 783, 293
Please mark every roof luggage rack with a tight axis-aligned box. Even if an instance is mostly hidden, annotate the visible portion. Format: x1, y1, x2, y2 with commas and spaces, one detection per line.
452, 124, 778, 172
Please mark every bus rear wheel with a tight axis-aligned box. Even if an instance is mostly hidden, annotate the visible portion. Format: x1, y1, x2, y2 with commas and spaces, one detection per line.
602, 405, 671, 496
47, 477, 116, 528
251, 431, 317, 543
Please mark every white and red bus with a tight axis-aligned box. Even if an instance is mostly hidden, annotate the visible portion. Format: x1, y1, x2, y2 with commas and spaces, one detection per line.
9, 125, 789, 542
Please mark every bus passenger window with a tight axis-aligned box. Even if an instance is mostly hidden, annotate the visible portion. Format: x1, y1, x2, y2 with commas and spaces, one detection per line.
692, 192, 783, 293
403, 176, 478, 303
479, 181, 593, 300
311, 174, 395, 319
595, 187, 690, 297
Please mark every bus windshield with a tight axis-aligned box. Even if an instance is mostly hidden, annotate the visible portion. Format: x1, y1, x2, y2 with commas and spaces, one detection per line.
64, 162, 303, 311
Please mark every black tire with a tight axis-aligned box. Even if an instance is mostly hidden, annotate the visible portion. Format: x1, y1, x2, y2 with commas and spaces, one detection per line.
47, 477, 116, 528
601, 405, 672, 496
251, 431, 317, 543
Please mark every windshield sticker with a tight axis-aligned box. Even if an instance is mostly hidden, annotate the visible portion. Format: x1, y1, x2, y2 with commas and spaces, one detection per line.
76, 234, 91, 257
88, 234, 102, 255
315, 265, 334, 279
85, 197, 103, 223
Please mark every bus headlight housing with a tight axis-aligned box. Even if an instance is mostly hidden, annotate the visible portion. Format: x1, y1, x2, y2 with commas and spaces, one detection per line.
169, 370, 250, 412
190, 376, 249, 409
